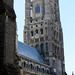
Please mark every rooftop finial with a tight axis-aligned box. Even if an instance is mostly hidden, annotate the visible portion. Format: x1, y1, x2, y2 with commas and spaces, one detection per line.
72, 72, 74, 75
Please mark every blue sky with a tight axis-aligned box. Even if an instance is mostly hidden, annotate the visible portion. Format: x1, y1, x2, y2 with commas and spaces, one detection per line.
14, 0, 75, 75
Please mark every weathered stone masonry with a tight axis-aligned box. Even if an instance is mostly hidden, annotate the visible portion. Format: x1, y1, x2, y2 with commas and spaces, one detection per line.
0, 0, 20, 75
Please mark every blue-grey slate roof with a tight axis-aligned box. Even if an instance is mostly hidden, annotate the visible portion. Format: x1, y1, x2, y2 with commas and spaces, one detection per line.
18, 41, 45, 64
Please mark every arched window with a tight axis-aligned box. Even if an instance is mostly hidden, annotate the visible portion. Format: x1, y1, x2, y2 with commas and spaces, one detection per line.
41, 68, 44, 72
47, 70, 49, 74
46, 43, 48, 51
22, 62, 26, 68
30, 64, 33, 70
35, 5, 40, 13
40, 43, 44, 53
31, 31, 33, 36
35, 29, 38, 33
40, 28, 43, 34
36, 66, 39, 71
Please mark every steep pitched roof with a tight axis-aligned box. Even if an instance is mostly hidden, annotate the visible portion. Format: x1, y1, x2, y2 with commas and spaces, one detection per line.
18, 41, 45, 64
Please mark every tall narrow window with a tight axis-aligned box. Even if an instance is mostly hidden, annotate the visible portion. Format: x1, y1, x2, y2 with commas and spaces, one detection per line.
25, 31, 26, 34
46, 43, 48, 51
31, 31, 33, 36
51, 8, 53, 14
36, 66, 39, 71
30, 64, 33, 70
40, 37, 44, 42
42, 68, 44, 72
40, 28, 43, 34
22, 62, 26, 68
36, 25, 38, 27
41, 43, 44, 53
35, 5, 40, 13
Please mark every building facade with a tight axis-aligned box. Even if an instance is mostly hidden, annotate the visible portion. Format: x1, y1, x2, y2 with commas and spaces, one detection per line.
18, 41, 51, 75
0, 0, 21, 75
24, 0, 65, 75
0, 0, 67, 75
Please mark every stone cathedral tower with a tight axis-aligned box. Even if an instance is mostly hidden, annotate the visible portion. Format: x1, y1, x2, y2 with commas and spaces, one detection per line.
24, 0, 65, 75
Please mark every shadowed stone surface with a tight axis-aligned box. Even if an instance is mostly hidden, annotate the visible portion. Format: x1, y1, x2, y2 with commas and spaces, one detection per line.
0, 0, 20, 75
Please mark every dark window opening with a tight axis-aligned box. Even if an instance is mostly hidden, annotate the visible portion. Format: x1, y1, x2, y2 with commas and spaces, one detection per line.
40, 43, 44, 53
46, 43, 48, 51
47, 70, 50, 74
41, 68, 45, 72
35, 29, 38, 33
30, 64, 33, 70
41, 24, 43, 26
25, 31, 26, 34
40, 28, 43, 34
30, 20, 32, 23
36, 25, 38, 27
31, 26, 33, 28
40, 37, 44, 42
31, 31, 33, 36
22, 62, 26, 68
36, 66, 39, 71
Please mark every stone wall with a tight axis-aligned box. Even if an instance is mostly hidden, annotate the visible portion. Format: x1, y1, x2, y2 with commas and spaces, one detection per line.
0, 1, 21, 75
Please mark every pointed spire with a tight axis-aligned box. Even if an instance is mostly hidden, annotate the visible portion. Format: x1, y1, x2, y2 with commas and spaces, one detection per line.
72, 72, 74, 75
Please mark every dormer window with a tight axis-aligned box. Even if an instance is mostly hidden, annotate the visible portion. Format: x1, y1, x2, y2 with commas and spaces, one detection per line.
35, 5, 40, 13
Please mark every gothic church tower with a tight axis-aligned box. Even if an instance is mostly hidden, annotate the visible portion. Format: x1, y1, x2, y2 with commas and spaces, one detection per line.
24, 0, 65, 75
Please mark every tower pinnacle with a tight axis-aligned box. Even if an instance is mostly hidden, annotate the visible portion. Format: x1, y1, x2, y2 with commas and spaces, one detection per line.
72, 72, 74, 75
